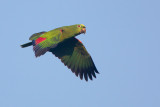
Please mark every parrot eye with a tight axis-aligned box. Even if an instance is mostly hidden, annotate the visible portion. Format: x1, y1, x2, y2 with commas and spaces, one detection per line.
77, 25, 81, 28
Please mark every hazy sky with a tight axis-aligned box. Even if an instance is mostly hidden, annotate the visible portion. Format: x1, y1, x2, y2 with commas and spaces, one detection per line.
0, 0, 160, 107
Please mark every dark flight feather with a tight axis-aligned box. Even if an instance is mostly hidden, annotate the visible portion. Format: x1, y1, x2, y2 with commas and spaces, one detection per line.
50, 37, 99, 81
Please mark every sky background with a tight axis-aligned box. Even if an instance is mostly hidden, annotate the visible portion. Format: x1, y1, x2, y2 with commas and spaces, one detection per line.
0, 0, 160, 107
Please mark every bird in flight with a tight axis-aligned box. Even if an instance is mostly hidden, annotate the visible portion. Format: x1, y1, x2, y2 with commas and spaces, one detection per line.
21, 24, 99, 81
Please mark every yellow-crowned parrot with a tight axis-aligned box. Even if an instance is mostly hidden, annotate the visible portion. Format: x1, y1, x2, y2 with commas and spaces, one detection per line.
21, 24, 99, 81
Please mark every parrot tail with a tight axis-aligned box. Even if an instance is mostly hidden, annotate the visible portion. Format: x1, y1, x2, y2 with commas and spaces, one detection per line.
21, 42, 32, 48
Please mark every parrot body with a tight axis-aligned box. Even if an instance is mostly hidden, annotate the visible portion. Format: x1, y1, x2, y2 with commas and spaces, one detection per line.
21, 24, 99, 81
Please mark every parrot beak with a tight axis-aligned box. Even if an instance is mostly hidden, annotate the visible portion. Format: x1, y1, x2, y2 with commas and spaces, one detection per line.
80, 28, 86, 34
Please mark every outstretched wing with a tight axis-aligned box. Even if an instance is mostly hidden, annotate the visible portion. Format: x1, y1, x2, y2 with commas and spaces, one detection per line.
50, 37, 99, 81
32, 31, 61, 57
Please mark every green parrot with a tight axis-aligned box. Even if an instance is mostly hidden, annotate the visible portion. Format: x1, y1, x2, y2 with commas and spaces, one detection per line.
21, 24, 99, 81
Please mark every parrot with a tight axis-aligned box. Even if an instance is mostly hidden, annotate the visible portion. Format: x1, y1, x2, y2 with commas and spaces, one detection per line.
21, 24, 99, 81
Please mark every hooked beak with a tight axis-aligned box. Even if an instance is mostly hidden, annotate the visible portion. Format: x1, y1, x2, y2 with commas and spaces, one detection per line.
80, 28, 86, 34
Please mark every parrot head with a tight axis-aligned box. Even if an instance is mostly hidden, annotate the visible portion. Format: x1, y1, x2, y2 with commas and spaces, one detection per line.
78, 24, 86, 34
69, 24, 86, 34
59, 24, 86, 40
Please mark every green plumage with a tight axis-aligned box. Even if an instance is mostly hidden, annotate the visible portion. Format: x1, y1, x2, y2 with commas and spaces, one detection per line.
21, 24, 99, 81
29, 31, 46, 40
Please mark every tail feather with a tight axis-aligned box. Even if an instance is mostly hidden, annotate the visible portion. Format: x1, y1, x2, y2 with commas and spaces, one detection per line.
21, 42, 32, 48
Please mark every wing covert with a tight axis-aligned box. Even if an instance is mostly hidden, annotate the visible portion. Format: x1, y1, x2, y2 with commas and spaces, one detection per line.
32, 32, 61, 57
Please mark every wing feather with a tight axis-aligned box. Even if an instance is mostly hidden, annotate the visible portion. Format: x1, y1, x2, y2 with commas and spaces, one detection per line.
32, 33, 61, 57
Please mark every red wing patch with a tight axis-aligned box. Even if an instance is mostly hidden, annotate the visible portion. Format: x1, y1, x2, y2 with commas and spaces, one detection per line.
60, 29, 64, 33
35, 37, 46, 45
78, 39, 82, 43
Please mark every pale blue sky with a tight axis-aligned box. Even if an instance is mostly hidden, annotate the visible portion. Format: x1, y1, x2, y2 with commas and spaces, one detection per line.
0, 0, 160, 107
